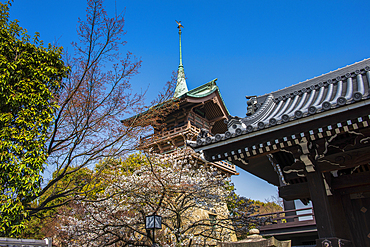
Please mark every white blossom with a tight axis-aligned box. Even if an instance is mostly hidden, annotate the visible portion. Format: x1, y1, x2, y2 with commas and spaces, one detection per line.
57, 154, 261, 246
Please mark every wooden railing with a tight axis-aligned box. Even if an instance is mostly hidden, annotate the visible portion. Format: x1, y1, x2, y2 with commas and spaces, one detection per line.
213, 160, 237, 174
256, 207, 316, 232
140, 121, 200, 146
158, 148, 189, 160
139, 122, 237, 174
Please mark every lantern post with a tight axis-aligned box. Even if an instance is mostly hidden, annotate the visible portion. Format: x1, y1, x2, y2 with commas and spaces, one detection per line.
145, 214, 162, 246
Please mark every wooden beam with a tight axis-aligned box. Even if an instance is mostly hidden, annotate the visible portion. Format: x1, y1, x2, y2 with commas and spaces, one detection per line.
189, 103, 205, 111
332, 171, 370, 190
338, 184, 370, 196
200, 104, 370, 162
279, 182, 310, 201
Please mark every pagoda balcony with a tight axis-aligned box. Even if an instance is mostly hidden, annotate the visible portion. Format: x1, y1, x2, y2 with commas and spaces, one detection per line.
139, 121, 201, 147
139, 121, 237, 175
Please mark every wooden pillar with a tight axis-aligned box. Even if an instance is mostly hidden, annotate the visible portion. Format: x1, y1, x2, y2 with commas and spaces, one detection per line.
306, 169, 336, 238
306, 169, 352, 246
298, 141, 352, 246
283, 200, 296, 222
280, 176, 296, 222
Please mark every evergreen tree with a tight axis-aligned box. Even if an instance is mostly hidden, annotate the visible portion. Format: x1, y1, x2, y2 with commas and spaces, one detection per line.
0, 1, 69, 236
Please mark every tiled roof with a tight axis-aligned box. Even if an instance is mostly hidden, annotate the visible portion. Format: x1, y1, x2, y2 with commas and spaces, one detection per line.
189, 58, 370, 148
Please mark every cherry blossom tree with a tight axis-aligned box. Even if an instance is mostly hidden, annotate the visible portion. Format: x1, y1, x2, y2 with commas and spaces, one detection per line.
57, 154, 263, 246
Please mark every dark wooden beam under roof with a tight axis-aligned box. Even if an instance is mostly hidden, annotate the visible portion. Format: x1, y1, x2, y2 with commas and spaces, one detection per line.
194, 103, 370, 181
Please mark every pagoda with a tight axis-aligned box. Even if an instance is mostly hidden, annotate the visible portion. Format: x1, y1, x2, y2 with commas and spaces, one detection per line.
124, 22, 237, 175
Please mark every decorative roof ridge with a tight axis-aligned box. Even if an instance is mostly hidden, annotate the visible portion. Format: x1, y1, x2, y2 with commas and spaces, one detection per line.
265, 57, 370, 99
301, 57, 370, 82
241, 94, 275, 126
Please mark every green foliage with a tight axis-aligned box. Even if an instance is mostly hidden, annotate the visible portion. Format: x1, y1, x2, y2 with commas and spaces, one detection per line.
95, 153, 148, 175
20, 166, 96, 239
225, 186, 283, 240
0, 1, 68, 236
251, 199, 282, 215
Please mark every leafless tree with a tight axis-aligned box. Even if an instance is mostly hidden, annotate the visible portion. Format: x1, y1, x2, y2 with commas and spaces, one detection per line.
26, 0, 178, 218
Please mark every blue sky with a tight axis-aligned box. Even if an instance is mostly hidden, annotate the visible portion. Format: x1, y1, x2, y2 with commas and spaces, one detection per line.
9, 0, 370, 202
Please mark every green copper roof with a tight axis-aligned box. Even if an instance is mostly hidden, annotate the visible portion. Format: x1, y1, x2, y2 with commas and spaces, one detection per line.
182, 78, 230, 115
123, 79, 230, 125
185, 78, 218, 98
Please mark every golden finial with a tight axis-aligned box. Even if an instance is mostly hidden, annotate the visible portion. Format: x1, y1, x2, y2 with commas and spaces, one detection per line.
176, 20, 183, 30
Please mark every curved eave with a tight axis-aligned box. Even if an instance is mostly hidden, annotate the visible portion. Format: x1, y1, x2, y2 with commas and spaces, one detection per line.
183, 88, 218, 100
191, 59, 370, 149
246, 61, 370, 129
182, 81, 230, 116
182, 78, 218, 97
194, 99, 370, 152
186, 87, 218, 98
214, 88, 230, 116
187, 89, 228, 111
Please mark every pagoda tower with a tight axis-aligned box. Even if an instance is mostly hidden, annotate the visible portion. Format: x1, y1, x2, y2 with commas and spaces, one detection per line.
125, 22, 236, 175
